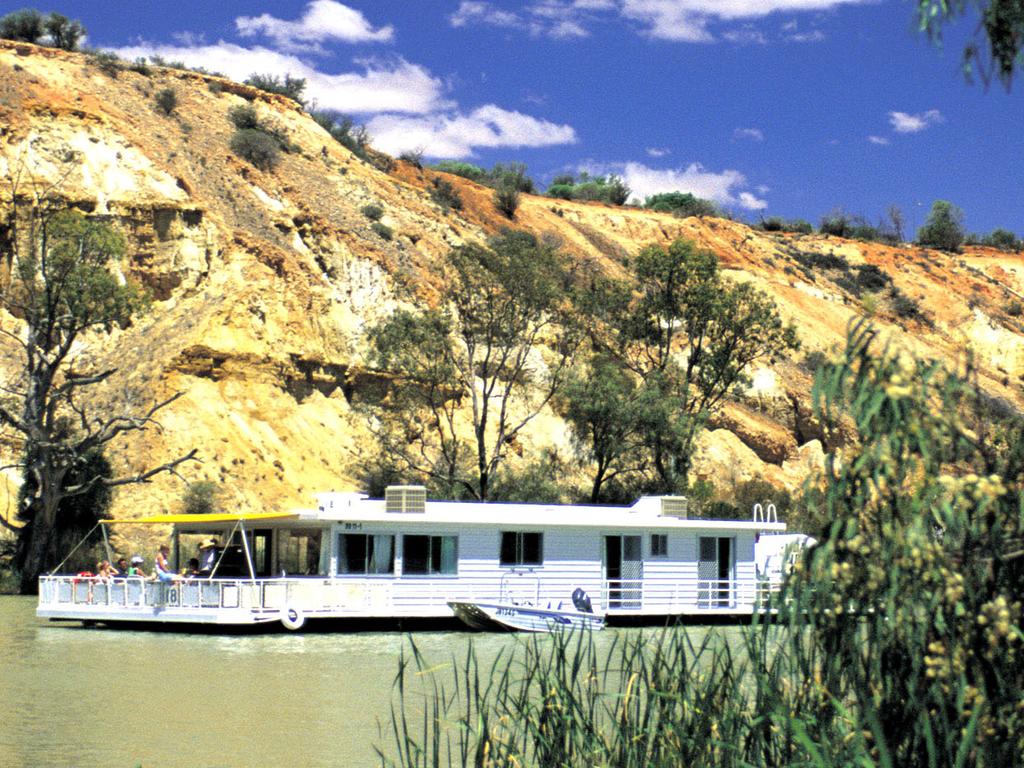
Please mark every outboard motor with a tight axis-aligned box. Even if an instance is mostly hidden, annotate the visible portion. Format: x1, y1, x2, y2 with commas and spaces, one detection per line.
571, 587, 593, 614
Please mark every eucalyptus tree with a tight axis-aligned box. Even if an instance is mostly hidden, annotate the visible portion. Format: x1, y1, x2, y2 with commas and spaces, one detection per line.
368, 230, 579, 500
565, 238, 798, 496
0, 169, 197, 592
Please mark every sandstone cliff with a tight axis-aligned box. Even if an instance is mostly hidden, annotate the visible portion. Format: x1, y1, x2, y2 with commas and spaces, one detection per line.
1, 41, 1022, 529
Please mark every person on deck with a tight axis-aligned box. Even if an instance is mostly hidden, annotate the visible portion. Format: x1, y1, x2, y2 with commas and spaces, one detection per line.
115, 557, 129, 578
127, 555, 148, 578
198, 538, 219, 573
154, 544, 179, 582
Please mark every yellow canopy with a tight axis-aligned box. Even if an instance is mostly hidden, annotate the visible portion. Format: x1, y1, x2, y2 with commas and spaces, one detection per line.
100, 512, 302, 525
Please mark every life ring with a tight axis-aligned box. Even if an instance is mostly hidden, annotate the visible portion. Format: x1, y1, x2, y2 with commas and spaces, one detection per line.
281, 605, 305, 631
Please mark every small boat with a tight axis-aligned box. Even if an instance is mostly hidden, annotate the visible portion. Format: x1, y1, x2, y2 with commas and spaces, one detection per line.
448, 596, 605, 633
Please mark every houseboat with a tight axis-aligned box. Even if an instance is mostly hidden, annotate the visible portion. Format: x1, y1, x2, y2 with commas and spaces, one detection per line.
36, 486, 804, 630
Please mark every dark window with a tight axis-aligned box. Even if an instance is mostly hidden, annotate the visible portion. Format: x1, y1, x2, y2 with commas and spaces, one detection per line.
337, 534, 394, 574
402, 535, 458, 575
499, 532, 543, 566
651, 534, 668, 557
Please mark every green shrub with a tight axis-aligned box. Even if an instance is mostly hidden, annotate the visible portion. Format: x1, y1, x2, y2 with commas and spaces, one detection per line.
244, 73, 306, 104
546, 183, 575, 200
154, 88, 178, 116
430, 177, 463, 212
361, 204, 384, 221
88, 50, 123, 78
984, 228, 1022, 252
230, 129, 280, 171
493, 183, 520, 219
310, 112, 372, 160
0, 8, 43, 43
370, 221, 393, 241
43, 12, 83, 50
546, 172, 629, 205
182, 481, 222, 516
128, 58, 152, 76
489, 163, 535, 194
398, 148, 424, 168
227, 104, 260, 130
853, 263, 892, 292
917, 200, 965, 252
890, 286, 924, 321
1005, 298, 1023, 317
760, 217, 813, 234
432, 160, 487, 183
207, 80, 223, 94
644, 191, 719, 218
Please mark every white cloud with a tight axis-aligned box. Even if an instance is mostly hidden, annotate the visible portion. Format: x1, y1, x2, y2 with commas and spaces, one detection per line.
449, 0, 606, 39
366, 105, 578, 158
236, 1, 393, 52
738, 191, 769, 210
785, 29, 825, 42
722, 26, 767, 44
617, 161, 767, 209
733, 127, 764, 141
646, 147, 671, 157
888, 109, 943, 133
111, 41, 448, 114
868, 135, 890, 145
620, 0, 872, 41
451, 1, 522, 30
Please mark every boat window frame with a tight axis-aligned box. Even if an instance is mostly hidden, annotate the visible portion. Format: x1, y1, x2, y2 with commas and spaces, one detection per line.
650, 533, 669, 558
499, 531, 544, 567
336, 532, 396, 576
400, 534, 459, 577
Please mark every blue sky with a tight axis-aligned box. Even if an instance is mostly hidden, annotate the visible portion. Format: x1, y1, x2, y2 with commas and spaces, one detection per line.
14, 0, 1022, 234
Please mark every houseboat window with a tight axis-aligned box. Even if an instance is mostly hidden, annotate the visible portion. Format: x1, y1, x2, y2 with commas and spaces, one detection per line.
402, 535, 458, 575
650, 534, 668, 557
499, 532, 543, 566
337, 534, 394, 575
277, 529, 323, 575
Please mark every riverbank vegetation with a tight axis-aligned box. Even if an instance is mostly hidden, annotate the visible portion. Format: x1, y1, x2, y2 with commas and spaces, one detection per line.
379, 320, 1024, 767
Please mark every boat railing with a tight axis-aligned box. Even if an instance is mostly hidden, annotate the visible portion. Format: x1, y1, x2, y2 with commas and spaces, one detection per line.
39, 572, 785, 617
36, 574, 324, 614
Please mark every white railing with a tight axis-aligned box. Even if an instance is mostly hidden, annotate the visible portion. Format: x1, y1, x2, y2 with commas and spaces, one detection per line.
38, 573, 784, 618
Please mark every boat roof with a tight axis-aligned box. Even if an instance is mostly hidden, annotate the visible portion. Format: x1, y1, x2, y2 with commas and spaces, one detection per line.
305, 493, 787, 532
100, 512, 302, 525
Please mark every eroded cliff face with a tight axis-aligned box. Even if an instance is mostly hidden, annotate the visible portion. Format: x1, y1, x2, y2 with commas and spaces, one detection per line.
1, 41, 1022, 528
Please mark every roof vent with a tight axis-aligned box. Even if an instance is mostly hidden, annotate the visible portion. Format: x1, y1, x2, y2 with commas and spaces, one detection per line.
385, 485, 427, 514
660, 496, 688, 519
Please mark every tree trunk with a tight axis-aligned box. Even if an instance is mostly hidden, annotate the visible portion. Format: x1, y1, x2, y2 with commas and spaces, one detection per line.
18, 497, 59, 594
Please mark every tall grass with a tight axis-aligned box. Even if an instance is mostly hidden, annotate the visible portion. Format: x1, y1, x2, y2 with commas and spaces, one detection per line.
379, 320, 1024, 767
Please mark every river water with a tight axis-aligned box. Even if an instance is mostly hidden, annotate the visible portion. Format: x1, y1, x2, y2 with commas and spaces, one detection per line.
0, 596, 500, 767
0, 597, 740, 767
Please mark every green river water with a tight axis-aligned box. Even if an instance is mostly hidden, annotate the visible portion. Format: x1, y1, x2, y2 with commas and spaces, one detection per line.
0, 596, 504, 767
0, 596, 738, 767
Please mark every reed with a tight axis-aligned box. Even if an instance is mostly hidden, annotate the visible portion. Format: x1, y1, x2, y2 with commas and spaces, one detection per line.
378, 321, 1023, 767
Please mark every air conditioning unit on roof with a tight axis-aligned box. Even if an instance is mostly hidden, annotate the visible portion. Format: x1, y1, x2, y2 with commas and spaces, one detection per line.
660, 496, 688, 519
385, 485, 427, 513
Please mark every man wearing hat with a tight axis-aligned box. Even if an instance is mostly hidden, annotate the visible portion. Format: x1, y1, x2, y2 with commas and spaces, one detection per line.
198, 537, 219, 574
